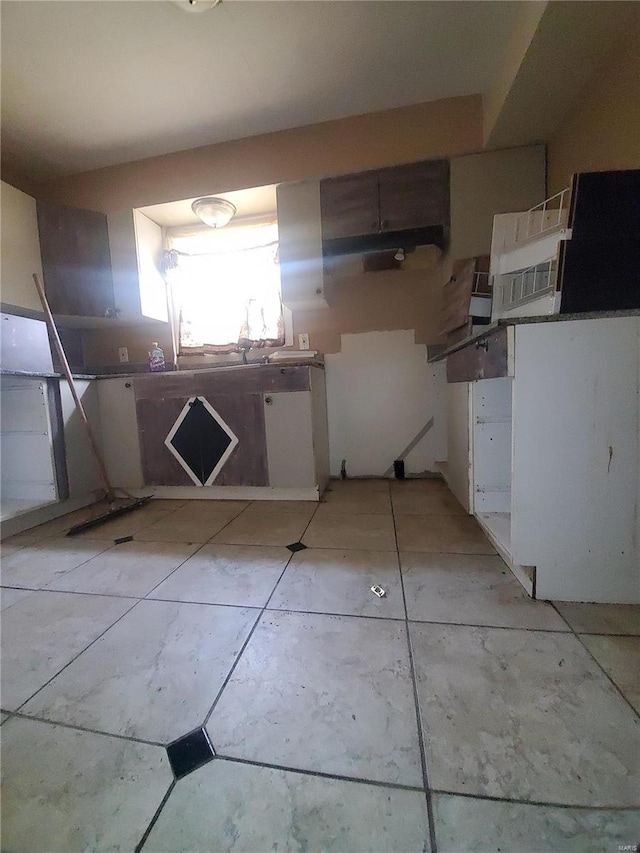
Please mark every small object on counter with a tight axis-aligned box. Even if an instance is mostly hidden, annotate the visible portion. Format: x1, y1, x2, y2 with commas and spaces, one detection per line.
149, 342, 166, 372
370, 585, 386, 598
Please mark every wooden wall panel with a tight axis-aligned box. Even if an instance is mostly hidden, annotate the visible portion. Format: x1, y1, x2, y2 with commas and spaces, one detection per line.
446, 327, 509, 383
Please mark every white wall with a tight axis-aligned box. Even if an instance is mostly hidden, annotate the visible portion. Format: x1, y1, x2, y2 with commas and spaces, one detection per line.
325, 329, 446, 478
1, 181, 43, 311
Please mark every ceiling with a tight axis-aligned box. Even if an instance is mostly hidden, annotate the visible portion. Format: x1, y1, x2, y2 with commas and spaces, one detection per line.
1, 0, 524, 182
138, 184, 277, 226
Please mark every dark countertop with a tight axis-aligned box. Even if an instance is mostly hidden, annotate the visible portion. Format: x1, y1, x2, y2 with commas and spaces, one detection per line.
429, 310, 640, 362
1, 358, 325, 381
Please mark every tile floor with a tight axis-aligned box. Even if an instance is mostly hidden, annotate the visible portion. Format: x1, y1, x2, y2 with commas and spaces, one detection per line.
1, 479, 639, 852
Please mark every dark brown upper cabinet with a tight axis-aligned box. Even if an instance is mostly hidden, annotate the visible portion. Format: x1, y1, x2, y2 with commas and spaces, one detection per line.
320, 159, 450, 251
36, 199, 115, 317
319, 172, 380, 241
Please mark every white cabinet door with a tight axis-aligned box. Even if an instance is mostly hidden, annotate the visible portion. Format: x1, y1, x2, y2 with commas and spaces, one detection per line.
133, 210, 168, 322
264, 391, 316, 488
0, 378, 57, 502
276, 180, 328, 311
97, 378, 144, 489
108, 209, 168, 323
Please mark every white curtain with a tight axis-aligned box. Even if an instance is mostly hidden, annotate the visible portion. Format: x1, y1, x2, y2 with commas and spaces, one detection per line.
167, 221, 283, 353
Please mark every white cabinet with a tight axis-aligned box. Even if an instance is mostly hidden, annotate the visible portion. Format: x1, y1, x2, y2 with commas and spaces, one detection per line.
444, 315, 640, 604
0, 377, 58, 510
107, 209, 168, 323
276, 180, 329, 311
96, 378, 144, 490
263, 367, 330, 492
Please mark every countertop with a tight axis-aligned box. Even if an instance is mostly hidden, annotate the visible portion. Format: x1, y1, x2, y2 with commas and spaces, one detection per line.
429, 309, 640, 362
1, 358, 325, 381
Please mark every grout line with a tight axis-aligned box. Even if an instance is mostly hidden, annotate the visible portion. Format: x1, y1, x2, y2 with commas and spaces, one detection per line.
135, 500, 324, 850
404, 618, 575, 635
1, 585, 635, 636
549, 603, 640, 720
145, 595, 263, 611
3, 706, 639, 815
215, 753, 426, 793
135, 779, 176, 852
391, 482, 439, 853
5, 709, 165, 747
13, 597, 143, 713
428, 786, 640, 811
200, 503, 322, 730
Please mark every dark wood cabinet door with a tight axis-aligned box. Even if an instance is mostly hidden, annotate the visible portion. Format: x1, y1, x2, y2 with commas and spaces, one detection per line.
320, 172, 379, 241
378, 160, 449, 232
37, 199, 115, 317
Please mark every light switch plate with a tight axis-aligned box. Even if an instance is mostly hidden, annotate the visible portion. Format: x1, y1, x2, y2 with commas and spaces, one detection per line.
298, 333, 310, 350
118, 347, 129, 363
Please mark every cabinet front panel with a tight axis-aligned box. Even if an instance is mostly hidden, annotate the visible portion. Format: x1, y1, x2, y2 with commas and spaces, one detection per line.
36, 200, 114, 317
136, 393, 268, 487
446, 328, 509, 383
320, 173, 379, 241
378, 160, 449, 232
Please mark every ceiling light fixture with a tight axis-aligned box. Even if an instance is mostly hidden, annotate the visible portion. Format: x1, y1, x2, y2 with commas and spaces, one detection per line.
394, 248, 405, 262
191, 197, 237, 228
172, 0, 222, 13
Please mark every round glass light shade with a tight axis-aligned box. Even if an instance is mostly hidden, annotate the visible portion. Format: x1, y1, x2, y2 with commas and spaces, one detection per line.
191, 197, 237, 228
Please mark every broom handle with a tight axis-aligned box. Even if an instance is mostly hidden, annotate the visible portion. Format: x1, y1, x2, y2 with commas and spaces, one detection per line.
32, 273, 115, 500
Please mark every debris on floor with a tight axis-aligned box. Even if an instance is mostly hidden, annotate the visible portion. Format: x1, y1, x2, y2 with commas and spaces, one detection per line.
370, 585, 386, 598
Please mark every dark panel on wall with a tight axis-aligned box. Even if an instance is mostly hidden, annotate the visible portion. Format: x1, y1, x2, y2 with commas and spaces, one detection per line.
36, 199, 115, 317
559, 236, 640, 313
569, 169, 640, 239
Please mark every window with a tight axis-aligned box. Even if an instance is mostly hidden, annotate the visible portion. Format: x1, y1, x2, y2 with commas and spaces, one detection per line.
166, 219, 284, 355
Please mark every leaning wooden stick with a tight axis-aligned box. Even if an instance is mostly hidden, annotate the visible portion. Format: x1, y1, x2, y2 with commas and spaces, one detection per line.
32, 272, 116, 503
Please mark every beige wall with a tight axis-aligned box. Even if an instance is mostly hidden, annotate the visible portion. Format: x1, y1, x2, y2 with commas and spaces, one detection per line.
36, 96, 483, 213
547, 24, 640, 195
297, 265, 443, 355
83, 143, 546, 365
82, 264, 442, 366
0, 181, 44, 311
483, 1, 547, 145
82, 321, 173, 368
449, 144, 546, 260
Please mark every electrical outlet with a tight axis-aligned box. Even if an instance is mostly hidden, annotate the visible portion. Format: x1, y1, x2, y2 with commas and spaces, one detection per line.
298, 333, 310, 350
118, 347, 129, 363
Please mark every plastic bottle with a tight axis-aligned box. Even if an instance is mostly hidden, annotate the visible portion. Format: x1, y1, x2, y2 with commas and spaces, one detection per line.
149, 342, 166, 372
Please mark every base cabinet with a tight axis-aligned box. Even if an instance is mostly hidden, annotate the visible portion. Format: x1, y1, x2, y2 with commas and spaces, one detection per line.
443, 316, 640, 603
128, 365, 329, 497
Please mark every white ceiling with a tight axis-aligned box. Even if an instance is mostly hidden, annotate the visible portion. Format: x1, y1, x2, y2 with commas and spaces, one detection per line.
1, 0, 524, 182
138, 184, 277, 225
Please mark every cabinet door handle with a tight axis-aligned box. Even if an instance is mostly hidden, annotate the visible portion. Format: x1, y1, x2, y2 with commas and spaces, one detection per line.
265, 396, 273, 405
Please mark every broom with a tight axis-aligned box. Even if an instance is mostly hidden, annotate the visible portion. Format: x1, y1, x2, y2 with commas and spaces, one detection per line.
32, 273, 153, 535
